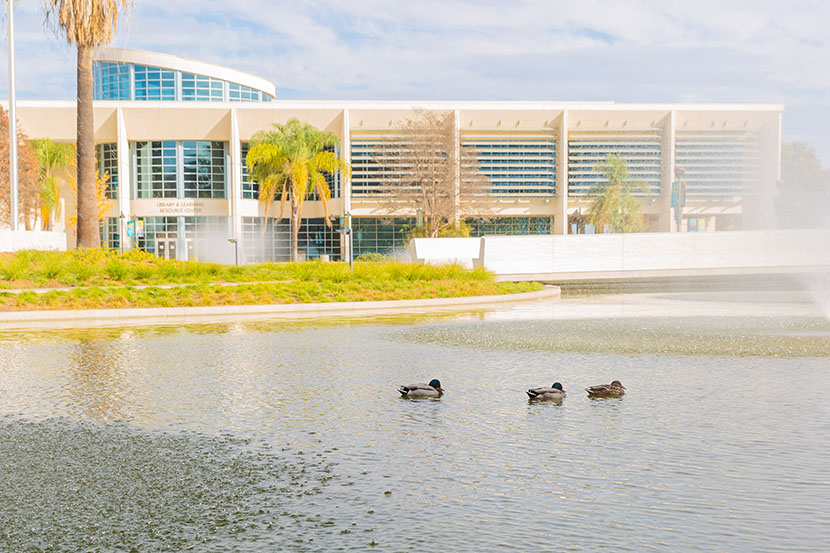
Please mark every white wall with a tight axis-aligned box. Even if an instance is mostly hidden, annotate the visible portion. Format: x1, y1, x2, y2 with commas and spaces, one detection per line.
0, 230, 67, 252
410, 238, 482, 268
419, 229, 830, 276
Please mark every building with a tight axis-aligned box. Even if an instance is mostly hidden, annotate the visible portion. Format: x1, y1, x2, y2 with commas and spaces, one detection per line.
8, 49, 783, 262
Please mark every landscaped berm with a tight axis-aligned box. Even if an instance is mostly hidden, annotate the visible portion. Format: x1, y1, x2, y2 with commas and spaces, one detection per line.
0, 250, 541, 311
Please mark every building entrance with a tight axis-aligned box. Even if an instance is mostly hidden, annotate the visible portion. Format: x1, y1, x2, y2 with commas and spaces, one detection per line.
155, 233, 178, 260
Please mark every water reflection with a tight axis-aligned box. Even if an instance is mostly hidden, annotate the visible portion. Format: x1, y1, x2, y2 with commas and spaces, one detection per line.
0, 291, 829, 552
66, 337, 133, 421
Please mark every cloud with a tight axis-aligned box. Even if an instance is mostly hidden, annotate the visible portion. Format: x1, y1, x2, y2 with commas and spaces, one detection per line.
2, 0, 829, 162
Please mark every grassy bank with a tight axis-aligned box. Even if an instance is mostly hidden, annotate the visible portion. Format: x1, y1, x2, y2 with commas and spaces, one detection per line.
0, 250, 541, 311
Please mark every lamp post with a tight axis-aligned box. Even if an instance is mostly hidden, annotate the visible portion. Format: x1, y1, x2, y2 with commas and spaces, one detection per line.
7, 1, 19, 231
338, 211, 353, 271
227, 238, 239, 266
118, 212, 125, 252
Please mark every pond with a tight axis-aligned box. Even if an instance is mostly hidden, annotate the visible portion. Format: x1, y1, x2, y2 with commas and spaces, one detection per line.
1, 290, 829, 552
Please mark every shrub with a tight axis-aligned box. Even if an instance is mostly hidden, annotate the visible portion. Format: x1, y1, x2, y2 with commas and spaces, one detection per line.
36, 254, 65, 281
105, 259, 129, 282
68, 262, 95, 283
355, 253, 394, 263
131, 264, 154, 281
0, 256, 28, 281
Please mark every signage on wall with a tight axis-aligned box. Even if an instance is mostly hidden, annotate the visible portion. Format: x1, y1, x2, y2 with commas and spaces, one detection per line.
153, 199, 207, 215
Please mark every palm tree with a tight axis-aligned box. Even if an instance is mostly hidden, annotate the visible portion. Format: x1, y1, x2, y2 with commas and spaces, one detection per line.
246, 118, 351, 261
31, 138, 75, 230
44, 0, 132, 247
586, 154, 649, 233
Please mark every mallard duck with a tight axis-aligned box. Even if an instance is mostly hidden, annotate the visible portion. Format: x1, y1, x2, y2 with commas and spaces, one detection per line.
398, 379, 444, 398
586, 380, 626, 398
526, 382, 566, 400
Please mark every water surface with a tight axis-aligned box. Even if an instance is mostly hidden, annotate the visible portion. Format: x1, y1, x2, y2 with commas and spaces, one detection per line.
1, 291, 828, 552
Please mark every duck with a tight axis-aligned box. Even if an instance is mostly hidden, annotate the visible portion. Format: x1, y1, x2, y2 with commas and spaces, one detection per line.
398, 379, 444, 398
526, 382, 566, 400
586, 380, 626, 398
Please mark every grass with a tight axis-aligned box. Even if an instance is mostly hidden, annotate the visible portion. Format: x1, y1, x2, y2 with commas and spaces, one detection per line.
0, 249, 542, 312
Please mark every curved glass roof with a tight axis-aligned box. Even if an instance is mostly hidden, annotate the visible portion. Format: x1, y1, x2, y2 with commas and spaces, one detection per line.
93, 48, 276, 102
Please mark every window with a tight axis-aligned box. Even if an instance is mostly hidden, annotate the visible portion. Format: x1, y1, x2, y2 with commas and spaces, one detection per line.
134, 141, 178, 198
568, 132, 662, 197
183, 216, 230, 261
240, 143, 259, 199
93, 62, 131, 100
466, 217, 551, 236
182, 141, 226, 198
675, 131, 760, 197
241, 143, 338, 200
228, 83, 261, 102
181, 73, 225, 102
99, 217, 120, 250
96, 143, 119, 199
462, 137, 556, 196
93, 61, 272, 102
352, 218, 415, 257
134, 141, 227, 199
241, 217, 341, 262
133, 65, 176, 101
135, 216, 178, 253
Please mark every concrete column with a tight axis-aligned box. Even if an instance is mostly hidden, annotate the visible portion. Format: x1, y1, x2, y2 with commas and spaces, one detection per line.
744, 112, 781, 229
553, 111, 568, 234
116, 107, 131, 248
229, 107, 242, 241
658, 110, 675, 232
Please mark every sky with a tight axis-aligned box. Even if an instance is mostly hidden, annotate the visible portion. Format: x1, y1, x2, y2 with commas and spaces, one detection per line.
2, 0, 829, 164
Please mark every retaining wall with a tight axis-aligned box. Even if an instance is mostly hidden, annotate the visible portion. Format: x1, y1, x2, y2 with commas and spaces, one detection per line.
0, 230, 67, 252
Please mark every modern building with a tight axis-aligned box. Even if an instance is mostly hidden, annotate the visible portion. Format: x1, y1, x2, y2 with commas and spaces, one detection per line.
8, 49, 783, 262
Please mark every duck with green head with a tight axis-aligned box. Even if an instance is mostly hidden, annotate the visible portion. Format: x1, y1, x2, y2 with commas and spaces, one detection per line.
398, 379, 444, 398
526, 382, 566, 400
586, 380, 626, 398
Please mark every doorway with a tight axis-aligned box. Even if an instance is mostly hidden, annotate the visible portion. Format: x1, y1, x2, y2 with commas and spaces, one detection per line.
155, 233, 178, 260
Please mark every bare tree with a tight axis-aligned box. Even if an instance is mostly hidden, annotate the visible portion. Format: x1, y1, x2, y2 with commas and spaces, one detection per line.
0, 107, 41, 229
371, 108, 491, 237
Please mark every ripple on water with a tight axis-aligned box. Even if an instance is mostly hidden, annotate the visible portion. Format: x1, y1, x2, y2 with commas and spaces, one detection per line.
0, 416, 371, 553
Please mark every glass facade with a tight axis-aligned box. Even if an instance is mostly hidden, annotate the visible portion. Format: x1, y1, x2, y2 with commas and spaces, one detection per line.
466, 217, 551, 236
568, 132, 662, 197
134, 141, 178, 198
136, 216, 178, 256
92, 61, 274, 102
134, 64, 177, 101
182, 141, 226, 198
134, 141, 226, 199
93, 62, 131, 100
352, 217, 416, 257
240, 143, 259, 199
462, 137, 556, 196
240, 143, 339, 200
183, 216, 230, 260
99, 217, 120, 250
241, 217, 341, 262
229, 83, 266, 102
350, 139, 396, 197
96, 143, 119, 199
181, 73, 224, 102
675, 131, 760, 197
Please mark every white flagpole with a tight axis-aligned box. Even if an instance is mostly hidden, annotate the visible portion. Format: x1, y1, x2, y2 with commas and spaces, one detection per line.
7, 0, 19, 231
